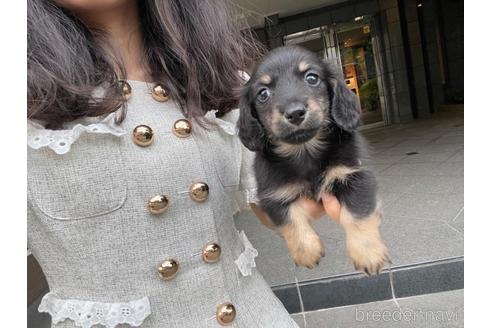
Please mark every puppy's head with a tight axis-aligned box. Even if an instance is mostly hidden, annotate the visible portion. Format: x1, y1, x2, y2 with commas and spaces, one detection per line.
238, 45, 361, 152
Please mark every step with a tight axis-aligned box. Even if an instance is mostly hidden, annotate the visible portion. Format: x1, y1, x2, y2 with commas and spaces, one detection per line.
291, 289, 463, 328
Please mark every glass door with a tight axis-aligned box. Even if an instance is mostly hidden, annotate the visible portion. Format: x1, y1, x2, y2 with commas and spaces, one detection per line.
334, 17, 384, 126
284, 27, 333, 60
284, 16, 386, 127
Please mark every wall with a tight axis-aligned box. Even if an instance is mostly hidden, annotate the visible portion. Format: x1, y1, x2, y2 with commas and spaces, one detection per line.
438, 0, 464, 102
379, 0, 415, 122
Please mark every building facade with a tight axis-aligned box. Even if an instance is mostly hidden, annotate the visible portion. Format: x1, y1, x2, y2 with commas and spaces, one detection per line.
250, 0, 464, 128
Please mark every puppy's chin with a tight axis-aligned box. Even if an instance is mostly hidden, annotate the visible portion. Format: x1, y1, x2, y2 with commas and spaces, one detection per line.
278, 127, 319, 145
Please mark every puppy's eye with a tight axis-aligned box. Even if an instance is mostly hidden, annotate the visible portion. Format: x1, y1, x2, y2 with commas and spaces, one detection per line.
305, 73, 320, 87
257, 88, 271, 103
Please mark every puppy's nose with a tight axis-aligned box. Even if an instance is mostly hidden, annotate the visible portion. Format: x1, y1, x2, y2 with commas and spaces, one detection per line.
285, 106, 306, 125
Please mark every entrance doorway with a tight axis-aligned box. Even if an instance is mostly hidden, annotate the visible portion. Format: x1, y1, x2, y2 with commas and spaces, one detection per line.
284, 16, 387, 128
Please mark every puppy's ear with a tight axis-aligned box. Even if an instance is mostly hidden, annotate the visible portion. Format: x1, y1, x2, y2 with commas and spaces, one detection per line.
323, 62, 361, 131
237, 90, 266, 151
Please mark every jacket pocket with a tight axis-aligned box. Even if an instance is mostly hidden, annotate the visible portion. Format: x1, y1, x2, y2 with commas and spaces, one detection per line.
28, 133, 127, 220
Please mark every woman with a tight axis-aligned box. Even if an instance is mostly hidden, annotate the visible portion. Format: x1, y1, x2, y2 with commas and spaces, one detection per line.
27, 0, 341, 327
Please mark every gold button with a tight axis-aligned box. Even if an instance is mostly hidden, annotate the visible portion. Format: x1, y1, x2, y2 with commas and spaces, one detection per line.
132, 125, 153, 147
172, 119, 192, 138
157, 259, 179, 280
202, 243, 221, 263
148, 195, 169, 215
119, 80, 132, 100
151, 84, 170, 102
189, 182, 209, 202
216, 302, 236, 326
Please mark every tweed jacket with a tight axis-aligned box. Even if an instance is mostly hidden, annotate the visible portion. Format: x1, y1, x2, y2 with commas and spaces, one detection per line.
27, 80, 299, 328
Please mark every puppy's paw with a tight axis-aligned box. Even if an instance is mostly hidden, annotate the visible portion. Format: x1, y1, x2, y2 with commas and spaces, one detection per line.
286, 232, 325, 269
346, 234, 390, 275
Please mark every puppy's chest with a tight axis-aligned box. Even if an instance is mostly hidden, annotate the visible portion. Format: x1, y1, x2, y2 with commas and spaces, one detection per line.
261, 169, 326, 203
261, 162, 361, 204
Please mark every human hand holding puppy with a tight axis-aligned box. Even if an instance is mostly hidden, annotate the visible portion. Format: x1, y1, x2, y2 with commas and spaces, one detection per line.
251, 195, 341, 228
302, 193, 342, 223
239, 46, 390, 275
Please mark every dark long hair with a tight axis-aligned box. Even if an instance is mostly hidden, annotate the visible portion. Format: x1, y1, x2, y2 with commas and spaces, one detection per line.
27, 0, 263, 129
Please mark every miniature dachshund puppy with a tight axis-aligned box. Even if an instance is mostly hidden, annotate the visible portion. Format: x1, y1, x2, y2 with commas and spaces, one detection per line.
238, 45, 390, 275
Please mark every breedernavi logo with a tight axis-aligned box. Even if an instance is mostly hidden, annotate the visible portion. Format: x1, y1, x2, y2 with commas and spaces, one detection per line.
355, 308, 459, 322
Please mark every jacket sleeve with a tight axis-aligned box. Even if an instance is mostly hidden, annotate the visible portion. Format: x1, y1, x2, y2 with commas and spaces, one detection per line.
233, 141, 259, 213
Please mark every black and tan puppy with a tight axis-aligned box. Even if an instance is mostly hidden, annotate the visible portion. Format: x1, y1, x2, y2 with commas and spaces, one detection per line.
238, 46, 389, 275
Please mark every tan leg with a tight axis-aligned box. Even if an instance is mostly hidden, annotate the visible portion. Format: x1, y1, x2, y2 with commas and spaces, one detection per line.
278, 199, 325, 268
339, 202, 390, 275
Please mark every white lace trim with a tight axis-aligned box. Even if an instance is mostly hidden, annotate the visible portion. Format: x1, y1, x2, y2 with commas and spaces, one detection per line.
27, 112, 126, 155
204, 110, 238, 136
38, 292, 151, 328
233, 188, 259, 215
234, 230, 258, 277
245, 188, 259, 204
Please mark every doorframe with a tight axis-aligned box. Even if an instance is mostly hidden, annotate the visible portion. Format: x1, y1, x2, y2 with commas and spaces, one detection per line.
369, 14, 392, 127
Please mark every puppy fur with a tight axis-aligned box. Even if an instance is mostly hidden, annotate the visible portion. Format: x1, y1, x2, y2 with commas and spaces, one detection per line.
238, 46, 389, 274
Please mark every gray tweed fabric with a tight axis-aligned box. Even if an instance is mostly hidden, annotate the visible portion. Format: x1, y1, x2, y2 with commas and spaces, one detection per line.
27, 81, 299, 328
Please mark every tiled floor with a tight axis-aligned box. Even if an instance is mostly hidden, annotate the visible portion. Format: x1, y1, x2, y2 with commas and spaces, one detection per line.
234, 110, 464, 286
290, 289, 464, 328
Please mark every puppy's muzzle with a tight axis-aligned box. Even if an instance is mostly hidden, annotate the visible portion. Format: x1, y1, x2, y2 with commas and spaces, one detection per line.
284, 104, 306, 126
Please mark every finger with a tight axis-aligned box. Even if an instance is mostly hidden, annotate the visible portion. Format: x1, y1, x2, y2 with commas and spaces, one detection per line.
300, 197, 325, 219
321, 193, 341, 223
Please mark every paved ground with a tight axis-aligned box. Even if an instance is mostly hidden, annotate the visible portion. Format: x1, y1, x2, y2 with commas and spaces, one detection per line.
234, 109, 464, 286
291, 289, 463, 328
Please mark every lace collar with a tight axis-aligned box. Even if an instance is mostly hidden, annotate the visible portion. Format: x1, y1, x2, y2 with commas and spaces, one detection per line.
204, 109, 239, 136
27, 112, 126, 155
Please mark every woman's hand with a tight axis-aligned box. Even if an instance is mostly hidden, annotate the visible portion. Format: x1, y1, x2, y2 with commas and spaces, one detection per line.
300, 194, 341, 224
250, 193, 341, 229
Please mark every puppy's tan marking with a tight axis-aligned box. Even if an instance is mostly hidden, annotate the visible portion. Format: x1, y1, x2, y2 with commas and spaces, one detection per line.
339, 201, 390, 275
259, 74, 272, 85
298, 61, 310, 73
263, 183, 305, 203
278, 199, 325, 268
318, 165, 359, 199
275, 136, 326, 158
306, 98, 322, 114
326, 165, 359, 183
270, 110, 284, 135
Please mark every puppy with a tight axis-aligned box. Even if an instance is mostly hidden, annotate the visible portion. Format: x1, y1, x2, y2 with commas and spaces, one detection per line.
238, 46, 389, 275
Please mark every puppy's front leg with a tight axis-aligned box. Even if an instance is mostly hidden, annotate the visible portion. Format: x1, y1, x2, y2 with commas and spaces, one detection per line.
323, 166, 390, 275
261, 197, 325, 268
339, 203, 389, 275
